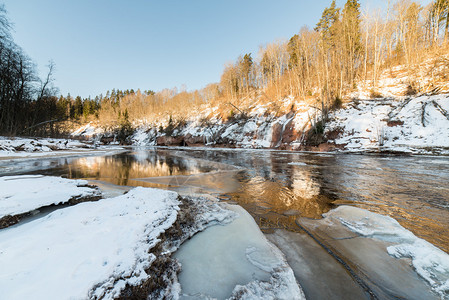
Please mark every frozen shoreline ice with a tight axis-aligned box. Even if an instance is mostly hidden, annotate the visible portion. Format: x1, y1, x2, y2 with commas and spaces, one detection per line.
330, 206, 449, 299
175, 204, 305, 300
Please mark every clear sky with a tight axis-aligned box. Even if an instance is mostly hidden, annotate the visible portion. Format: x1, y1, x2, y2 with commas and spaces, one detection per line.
2, 0, 432, 98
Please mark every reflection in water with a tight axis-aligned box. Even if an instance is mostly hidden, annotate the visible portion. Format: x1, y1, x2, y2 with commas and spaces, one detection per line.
201, 151, 340, 233
3, 148, 448, 253
171, 149, 449, 253
292, 170, 320, 200
26, 150, 218, 187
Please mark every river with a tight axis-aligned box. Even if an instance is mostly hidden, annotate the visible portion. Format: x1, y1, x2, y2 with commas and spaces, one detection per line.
2, 147, 448, 299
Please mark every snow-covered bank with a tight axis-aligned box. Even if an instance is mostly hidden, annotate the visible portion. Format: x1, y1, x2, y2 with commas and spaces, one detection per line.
0, 175, 101, 220
0, 136, 123, 159
175, 204, 304, 299
71, 93, 449, 155
0, 186, 237, 299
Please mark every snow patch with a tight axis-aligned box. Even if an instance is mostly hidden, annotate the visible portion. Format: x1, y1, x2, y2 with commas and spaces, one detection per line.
0, 187, 180, 299
326, 95, 449, 154
0, 175, 101, 218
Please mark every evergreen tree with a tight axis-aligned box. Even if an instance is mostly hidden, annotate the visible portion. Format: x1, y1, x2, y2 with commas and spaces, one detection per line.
315, 0, 340, 49
239, 53, 253, 92
287, 34, 299, 68
342, 0, 362, 85
342, 0, 362, 55
74, 96, 83, 119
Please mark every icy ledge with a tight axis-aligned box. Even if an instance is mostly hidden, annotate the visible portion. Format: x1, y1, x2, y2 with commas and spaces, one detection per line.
0, 175, 101, 223
331, 206, 449, 299
0, 187, 236, 299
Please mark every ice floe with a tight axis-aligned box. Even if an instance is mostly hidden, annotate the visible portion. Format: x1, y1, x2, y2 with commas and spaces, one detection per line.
330, 206, 449, 299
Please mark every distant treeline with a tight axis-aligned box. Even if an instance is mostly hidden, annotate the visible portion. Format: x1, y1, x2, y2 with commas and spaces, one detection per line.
1, 0, 449, 136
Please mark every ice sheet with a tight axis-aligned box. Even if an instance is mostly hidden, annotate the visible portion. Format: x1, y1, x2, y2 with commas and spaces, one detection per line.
175, 204, 304, 300
327, 206, 449, 298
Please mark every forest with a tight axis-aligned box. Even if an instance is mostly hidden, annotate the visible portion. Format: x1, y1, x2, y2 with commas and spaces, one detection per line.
1, 0, 449, 136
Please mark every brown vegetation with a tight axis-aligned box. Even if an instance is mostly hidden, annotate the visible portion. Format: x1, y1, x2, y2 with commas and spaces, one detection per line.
86, 0, 449, 132
3, 1, 449, 137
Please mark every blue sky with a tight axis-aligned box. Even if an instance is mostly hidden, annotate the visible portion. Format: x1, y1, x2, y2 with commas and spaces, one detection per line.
2, 0, 432, 98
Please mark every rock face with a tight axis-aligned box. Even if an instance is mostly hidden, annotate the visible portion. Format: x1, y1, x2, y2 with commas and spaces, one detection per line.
281, 118, 298, 144
184, 134, 206, 146
156, 136, 185, 146
270, 116, 300, 148
270, 122, 284, 148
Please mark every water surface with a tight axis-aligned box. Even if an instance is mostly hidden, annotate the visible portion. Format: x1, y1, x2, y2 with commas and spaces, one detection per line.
2, 148, 448, 253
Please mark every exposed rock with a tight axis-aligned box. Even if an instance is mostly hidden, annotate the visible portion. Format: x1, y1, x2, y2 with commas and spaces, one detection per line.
156, 136, 185, 146
281, 118, 298, 144
270, 122, 284, 148
387, 120, 404, 127
184, 133, 206, 146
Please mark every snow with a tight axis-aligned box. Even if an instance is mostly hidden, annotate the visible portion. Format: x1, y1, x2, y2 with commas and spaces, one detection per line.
131, 127, 157, 146
0, 175, 101, 218
0, 137, 85, 156
0, 187, 180, 299
288, 162, 307, 166
330, 206, 449, 298
326, 94, 449, 154
0, 187, 238, 299
71, 122, 104, 136
175, 204, 305, 300
0, 137, 124, 159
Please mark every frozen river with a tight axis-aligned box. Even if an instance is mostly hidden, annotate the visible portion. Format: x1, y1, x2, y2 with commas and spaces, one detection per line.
2, 148, 448, 299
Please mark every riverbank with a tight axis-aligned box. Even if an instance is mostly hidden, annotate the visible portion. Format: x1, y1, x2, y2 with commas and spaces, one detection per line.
70, 93, 449, 156
0, 173, 304, 299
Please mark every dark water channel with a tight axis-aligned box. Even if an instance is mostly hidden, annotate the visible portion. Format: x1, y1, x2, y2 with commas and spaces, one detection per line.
2, 148, 449, 299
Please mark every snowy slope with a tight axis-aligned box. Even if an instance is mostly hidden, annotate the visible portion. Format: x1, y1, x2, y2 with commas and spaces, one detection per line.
70, 90, 448, 154
130, 100, 318, 150
325, 94, 449, 154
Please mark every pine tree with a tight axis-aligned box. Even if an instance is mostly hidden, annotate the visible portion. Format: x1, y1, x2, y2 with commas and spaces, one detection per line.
74, 96, 83, 119
287, 34, 299, 68
342, 0, 362, 85
239, 53, 253, 93
315, 0, 340, 49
